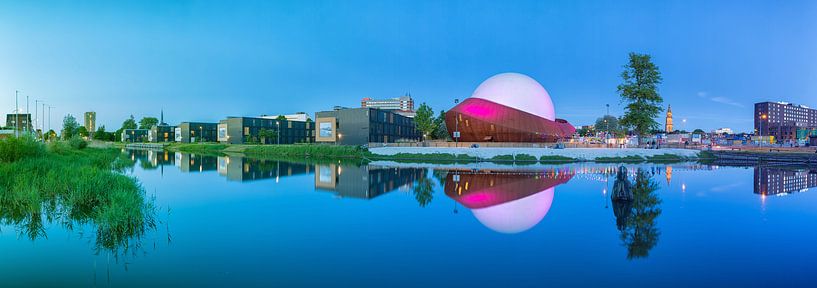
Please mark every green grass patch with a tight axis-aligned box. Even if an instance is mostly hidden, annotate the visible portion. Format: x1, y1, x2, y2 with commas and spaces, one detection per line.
0, 136, 155, 252
539, 155, 577, 163
514, 154, 538, 162
645, 153, 686, 162
490, 154, 516, 162
166, 143, 229, 154
595, 155, 646, 163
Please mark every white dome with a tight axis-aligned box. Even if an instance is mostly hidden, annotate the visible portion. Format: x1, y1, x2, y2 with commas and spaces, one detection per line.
471, 187, 554, 234
470, 72, 556, 121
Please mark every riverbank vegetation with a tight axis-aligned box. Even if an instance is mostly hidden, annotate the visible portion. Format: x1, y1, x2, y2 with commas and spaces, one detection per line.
0, 136, 154, 252
160, 142, 704, 164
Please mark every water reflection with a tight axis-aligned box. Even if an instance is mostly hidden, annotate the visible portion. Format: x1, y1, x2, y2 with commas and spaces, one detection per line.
754, 167, 817, 196
443, 168, 575, 234
611, 167, 662, 259
314, 164, 426, 199
218, 155, 312, 182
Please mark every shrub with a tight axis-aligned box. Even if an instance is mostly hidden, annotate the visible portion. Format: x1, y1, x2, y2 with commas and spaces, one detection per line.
69, 136, 88, 150
514, 154, 538, 162
0, 135, 45, 162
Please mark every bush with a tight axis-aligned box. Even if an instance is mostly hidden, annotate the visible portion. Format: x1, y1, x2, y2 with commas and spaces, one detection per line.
0, 135, 45, 162
69, 136, 88, 150
514, 154, 538, 162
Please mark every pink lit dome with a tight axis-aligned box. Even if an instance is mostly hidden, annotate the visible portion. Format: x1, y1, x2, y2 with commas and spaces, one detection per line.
471, 72, 556, 121
471, 187, 555, 234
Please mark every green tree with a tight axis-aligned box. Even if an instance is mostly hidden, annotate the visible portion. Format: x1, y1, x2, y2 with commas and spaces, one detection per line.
93, 125, 107, 140
259, 128, 278, 144
614, 168, 662, 259
122, 115, 137, 130
415, 103, 435, 140
276, 115, 287, 121
692, 129, 705, 134
617, 52, 664, 143
595, 115, 620, 134
138, 117, 159, 129
432, 110, 450, 140
77, 126, 89, 138
62, 114, 80, 140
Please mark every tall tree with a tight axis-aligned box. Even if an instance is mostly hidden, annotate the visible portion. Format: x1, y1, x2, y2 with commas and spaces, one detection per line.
62, 114, 80, 139
138, 117, 159, 129
77, 126, 89, 138
617, 52, 663, 142
432, 110, 450, 140
414, 103, 435, 140
121, 115, 137, 130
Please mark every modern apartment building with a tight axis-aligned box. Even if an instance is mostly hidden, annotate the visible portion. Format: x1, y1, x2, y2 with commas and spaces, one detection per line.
5, 113, 32, 132
175, 122, 218, 143
754, 102, 817, 142
360, 94, 415, 117
121, 129, 149, 142
149, 124, 176, 142
217, 116, 315, 144
315, 107, 420, 146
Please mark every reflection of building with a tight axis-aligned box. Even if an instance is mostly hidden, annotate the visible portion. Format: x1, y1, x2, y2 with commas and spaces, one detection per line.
217, 156, 312, 182
217, 116, 314, 144
84, 112, 96, 136
444, 168, 575, 234
361, 94, 415, 118
314, 164, 425, 199
315, 107, 420, 145
6, 113, 32, 131
754, 167, 817, 196
755, 102, 817, 142
445, 73, 575, 142
176, 122, 218, 143
665, 105, 673, 132
121, 129, 149, 142
176, 153, 218, 172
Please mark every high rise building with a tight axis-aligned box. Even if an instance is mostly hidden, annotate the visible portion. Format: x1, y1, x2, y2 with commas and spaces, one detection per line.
84, 112, 96, 135
754, 102, 817, 142
665, 105, 673, 133
361, 94, 415, 117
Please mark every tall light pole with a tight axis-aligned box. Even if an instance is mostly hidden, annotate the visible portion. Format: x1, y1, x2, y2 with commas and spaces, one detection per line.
25, 95, 29, 134
276, 121, 280, 145
48, 105, 53, 134
15, 90, 19, 137
454, 98, 459, 147
34, 100, 41, 135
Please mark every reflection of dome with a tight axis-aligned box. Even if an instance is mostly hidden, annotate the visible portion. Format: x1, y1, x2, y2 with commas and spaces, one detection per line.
471, 187, 554, 234
471, 73, 555, 121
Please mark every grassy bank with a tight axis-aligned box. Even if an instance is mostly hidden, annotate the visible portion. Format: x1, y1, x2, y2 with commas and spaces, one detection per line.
161, 142, 703, 164
0, 136, 154, 251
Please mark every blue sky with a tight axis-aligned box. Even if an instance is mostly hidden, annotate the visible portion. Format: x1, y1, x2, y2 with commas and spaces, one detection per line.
1, 0, 815, 132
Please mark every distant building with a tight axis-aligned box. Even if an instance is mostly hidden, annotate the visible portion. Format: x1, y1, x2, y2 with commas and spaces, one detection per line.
755, 102, 817, 142
713, 127, 733, 135
121, 129, 149, 142
5, 113, 32, 132
217, 116, 315, 144
665, 105, 673, 132
259, 112, 311, 122
361, 94, 415, 118
315, 107, 420, 145
175, 122, 218, 143
84, 112, 96, 135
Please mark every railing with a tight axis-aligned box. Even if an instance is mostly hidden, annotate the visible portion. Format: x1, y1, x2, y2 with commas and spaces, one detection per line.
125, 143, 168, 150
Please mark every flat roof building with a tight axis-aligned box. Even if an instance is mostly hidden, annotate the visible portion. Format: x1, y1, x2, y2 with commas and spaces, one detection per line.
315, 107, 420, 146
218, 116, 315, 145
149, 124, 176, 142
5, 113, 32, 132
121, 129, 149, 142
175, 122, 218, 143
755, 102, 817, 142
361, 95, 415, 118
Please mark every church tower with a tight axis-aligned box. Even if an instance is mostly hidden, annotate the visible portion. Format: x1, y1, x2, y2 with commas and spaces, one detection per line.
665, 105, 673, 133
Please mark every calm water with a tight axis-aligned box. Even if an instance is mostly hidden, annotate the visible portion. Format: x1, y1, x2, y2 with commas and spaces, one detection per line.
3, 149, 817, 287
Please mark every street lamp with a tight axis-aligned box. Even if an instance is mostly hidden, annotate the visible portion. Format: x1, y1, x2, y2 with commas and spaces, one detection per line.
276, 121, 280, 145
760, 114, 768, 145
454, 98, 460, 147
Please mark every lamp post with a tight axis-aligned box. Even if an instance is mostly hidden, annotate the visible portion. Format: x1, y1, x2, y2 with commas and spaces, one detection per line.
34, 100, 41, 136
14, 90, 19, 137
760, 114, 768, 145
454, 98, 460, 147
276, 121, 280, 145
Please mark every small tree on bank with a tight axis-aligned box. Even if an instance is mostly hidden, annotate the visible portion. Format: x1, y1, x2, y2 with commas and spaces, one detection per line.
62, 114, 80, 140
414, 103, 435, 140
617, 52, 664, 143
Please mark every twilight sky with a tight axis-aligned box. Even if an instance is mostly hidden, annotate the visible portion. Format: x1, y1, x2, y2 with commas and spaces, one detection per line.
1, 0, 815, 132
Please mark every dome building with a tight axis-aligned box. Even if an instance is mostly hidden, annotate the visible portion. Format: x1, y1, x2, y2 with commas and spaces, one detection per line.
445, 73, 575, 142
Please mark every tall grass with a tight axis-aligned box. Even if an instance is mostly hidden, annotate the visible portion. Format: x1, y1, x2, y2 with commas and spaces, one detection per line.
0, 136, 154, 252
